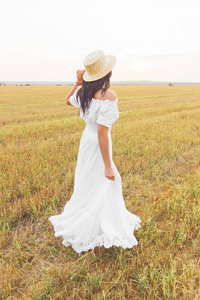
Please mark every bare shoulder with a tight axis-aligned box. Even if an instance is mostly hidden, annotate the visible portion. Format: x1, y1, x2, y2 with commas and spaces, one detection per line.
105, 90, 117, 101
94, 89, 117, 101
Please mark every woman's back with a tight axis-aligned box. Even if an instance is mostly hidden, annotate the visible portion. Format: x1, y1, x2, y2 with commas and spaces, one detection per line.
69, 88, 119, 130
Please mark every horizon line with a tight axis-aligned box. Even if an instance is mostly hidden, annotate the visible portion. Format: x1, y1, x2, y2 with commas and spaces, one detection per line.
1, 80, 200, 84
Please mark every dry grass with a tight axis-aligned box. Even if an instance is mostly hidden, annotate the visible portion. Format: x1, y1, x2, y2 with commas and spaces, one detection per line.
0, 85, 200, 299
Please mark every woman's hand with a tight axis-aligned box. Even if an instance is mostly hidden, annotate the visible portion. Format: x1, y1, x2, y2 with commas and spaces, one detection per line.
105, 166, 115, 181
76, 69, 86, 85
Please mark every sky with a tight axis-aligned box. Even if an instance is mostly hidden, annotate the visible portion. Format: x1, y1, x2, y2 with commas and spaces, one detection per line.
1, 0, 200, 82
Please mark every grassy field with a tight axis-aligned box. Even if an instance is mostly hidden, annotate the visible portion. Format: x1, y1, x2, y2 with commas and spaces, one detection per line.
0, 85, 200, 299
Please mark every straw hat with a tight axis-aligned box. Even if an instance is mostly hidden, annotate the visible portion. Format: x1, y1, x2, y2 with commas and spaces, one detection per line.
83, 50, 116, 82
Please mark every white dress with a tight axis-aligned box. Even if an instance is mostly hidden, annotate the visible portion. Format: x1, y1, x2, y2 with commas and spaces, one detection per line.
48, 88, 141, 253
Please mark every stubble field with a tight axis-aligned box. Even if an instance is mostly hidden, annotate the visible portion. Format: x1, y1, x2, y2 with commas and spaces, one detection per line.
0, 85, 200, 299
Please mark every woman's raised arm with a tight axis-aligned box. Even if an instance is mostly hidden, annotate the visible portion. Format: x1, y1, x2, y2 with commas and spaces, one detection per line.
66, 69, 86, 105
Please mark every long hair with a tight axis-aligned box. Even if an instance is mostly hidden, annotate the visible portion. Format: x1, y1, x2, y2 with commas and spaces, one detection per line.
76, 71, 112, 116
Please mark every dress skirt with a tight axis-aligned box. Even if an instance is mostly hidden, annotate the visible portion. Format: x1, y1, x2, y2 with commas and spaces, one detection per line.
48, 123, 141, 253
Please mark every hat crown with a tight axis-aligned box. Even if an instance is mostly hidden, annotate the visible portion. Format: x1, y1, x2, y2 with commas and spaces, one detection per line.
83, 50, 109, 76
82, 49, 116, 82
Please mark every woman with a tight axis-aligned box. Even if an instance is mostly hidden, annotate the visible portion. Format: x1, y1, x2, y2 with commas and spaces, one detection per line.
48, 50, 141, 254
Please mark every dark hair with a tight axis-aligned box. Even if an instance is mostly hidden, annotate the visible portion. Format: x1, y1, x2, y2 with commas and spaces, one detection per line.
76, 71, 112, 116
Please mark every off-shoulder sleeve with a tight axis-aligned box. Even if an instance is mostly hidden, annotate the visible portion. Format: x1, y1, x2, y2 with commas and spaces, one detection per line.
69, 88, 80, 108
97, 101, 119, 128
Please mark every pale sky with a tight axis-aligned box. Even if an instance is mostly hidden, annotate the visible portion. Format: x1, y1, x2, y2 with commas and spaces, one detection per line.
1, 0, 200, 82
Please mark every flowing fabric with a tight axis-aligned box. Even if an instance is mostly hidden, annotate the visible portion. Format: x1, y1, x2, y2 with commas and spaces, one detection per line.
48, 88, 141, 253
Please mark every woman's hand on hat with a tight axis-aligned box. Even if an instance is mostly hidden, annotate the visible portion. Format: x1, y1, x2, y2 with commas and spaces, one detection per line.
76, 69, 86, 85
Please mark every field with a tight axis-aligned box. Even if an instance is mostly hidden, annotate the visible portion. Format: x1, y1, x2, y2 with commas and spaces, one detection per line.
0, 85, 200, 299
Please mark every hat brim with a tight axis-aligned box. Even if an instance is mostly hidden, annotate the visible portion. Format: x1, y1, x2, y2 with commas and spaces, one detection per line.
83, 55, 116, 82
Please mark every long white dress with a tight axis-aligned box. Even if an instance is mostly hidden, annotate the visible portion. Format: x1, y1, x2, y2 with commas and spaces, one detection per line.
48, 88, 141, 254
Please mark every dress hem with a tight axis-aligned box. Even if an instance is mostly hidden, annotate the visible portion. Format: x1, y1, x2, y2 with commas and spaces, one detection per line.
49, 216, 142, 254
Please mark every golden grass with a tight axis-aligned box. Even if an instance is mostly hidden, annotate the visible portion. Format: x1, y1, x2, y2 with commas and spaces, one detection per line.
0, 85, 200, 299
